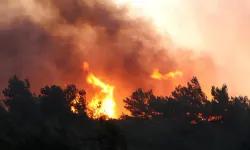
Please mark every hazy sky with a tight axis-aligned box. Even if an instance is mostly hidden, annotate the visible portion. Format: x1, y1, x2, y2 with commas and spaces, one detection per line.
1, 0, 250, 116
115, 0, 250, 96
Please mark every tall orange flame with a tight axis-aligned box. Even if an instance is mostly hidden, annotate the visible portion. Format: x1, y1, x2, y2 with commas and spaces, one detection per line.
83, 62, 116, 119
151, 68, 183, 80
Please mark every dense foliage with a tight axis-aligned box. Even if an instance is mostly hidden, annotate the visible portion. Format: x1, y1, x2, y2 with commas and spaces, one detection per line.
0, 75, 250, 150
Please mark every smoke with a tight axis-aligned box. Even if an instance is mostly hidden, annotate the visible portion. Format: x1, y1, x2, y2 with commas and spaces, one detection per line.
0, 0, 217, 114
186, 0, 250, 96
123, 0, 250, 97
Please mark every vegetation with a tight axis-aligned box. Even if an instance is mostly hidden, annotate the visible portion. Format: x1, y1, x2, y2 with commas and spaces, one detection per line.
0, 75, 250, 150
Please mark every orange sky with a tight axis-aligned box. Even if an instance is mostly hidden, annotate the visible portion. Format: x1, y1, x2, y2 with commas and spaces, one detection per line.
114, 0, 250, 97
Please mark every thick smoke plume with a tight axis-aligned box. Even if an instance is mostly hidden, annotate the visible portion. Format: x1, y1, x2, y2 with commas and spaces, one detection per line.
0, 0, 216, 114
125, 0, 250, 97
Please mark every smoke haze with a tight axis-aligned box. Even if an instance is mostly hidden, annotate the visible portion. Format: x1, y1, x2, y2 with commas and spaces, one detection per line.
117, 0, 250, 97
0, 0, 218, 114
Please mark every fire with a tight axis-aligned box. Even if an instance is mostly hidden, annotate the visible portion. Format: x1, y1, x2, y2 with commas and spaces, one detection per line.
151, 68, 182, 80
82, 62, 116, 119
71, 93, 80, 114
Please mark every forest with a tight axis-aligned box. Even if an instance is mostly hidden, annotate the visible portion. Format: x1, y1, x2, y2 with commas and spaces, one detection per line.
0, 75, 250, 150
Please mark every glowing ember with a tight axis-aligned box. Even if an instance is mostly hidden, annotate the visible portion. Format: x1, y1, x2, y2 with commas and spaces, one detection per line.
83, 62, 116, 119
151, 68, 182, 80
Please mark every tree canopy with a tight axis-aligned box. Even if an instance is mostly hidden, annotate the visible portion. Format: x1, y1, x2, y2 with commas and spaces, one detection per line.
0, 75, 250, 150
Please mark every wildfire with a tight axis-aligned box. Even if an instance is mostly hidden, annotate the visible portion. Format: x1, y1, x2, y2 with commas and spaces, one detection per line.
188, 112, 222, 124
151, 68, 182, 80
83, 62, 116, 119
71, 93, 80, 114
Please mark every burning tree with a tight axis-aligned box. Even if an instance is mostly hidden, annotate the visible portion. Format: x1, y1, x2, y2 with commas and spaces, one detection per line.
82, 62, 116, 119
64, 84, 87, 116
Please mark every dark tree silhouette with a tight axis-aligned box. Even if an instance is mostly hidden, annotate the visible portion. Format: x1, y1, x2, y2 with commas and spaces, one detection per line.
123, 88, 154, 119
148, 95, 168, 119
2, 75, 39, 122
170, 77, 207, 122
39, 85, 71, 120
0, 102, 6, 117
227, 96, 249, 126
210, 84, 230, 123
1, 75, 250, 150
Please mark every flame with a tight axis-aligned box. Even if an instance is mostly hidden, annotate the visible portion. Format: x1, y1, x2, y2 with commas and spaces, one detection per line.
208, 116, 222, 122
71, 93, 80, 114
151, 68, 182, 80
83, 62, 116, 119
188, 112, 222, 124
